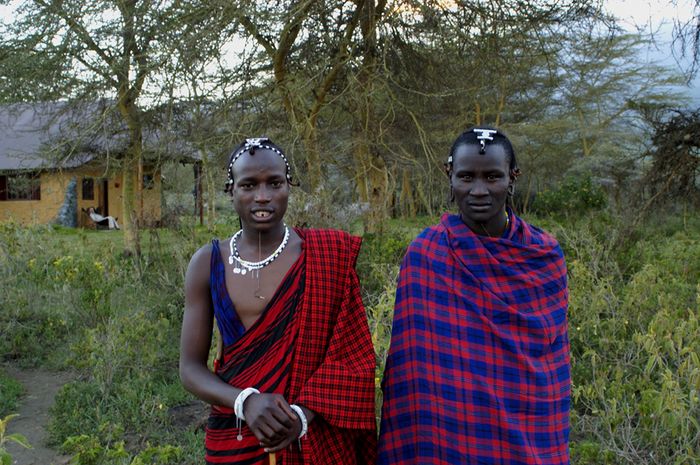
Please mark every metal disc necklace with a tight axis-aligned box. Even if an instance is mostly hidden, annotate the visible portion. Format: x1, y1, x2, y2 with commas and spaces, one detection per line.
228, 225, 290, 273
228, 225, 290, 297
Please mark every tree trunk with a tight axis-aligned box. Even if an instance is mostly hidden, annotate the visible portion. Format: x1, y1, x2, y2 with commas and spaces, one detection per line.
203, 152, 216, 230
302, 123, 322, 193
195, 155, 216, 229
120, 159, 140, 257
351, 119, 390, 231
351, 0, 390, 232
117, 99, 143, 257
398, 168, 416, 217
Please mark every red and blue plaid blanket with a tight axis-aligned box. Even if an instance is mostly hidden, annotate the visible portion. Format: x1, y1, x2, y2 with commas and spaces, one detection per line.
378, 212, 570, 465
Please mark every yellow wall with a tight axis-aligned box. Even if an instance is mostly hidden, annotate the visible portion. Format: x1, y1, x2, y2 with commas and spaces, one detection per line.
0, 167, 162, 227
0, 171, 72, 225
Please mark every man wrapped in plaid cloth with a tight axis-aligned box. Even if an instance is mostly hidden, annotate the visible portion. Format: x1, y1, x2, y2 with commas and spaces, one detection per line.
378, 127, 570, 464
180, 137, 376, 465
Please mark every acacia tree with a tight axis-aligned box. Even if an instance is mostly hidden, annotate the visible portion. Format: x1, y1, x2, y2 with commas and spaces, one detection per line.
558, 31, 684, 157
639, 107, 700, 205
215, 0, 369, 192
347, 0, 391, 231
165, 28, 240, 229
671, 0, 700, 80
502, 28, 688, 210
361, 0, 606, 215
0, 0, 219, 255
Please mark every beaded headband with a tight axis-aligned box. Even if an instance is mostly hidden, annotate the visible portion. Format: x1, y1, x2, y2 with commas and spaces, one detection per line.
446, 128, 499, 165
225, 137, 293, 190
445, 128, 522, 181
473, 128, 498, 154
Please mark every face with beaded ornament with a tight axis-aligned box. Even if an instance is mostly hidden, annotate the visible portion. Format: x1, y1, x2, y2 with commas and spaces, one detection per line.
445, 127, 520, 237
225, 138, 293, 234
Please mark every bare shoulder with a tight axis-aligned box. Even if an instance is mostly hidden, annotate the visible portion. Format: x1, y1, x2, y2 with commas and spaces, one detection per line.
185, 243, 214, 288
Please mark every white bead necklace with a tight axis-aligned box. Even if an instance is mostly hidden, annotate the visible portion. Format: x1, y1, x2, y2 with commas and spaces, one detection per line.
228, 225, 290, 275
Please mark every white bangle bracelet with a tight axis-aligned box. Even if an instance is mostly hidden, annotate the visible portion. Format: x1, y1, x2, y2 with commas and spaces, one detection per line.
290, 404, 308, 439
234, 387, 260, 421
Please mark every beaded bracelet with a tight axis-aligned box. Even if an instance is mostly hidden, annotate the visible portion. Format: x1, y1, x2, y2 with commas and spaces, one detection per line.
234, 387, 260, 421
290, 404, 308, 439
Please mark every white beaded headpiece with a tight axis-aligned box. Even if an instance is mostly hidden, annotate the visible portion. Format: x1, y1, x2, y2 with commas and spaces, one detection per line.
473, 128, 498, 154
446, 127, 500, 165
225, 137, 293, 191
445, 127, 522, 181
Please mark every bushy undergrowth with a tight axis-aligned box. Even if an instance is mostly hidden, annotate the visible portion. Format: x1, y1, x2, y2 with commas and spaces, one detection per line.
530, 175, 607, 217
1, 209, 699, 464
0, 222, 205, 460
0, 369, 23, 417
547, 212, 700, 464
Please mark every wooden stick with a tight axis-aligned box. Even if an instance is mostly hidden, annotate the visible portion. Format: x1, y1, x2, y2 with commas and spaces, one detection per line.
269, 453, 276, 465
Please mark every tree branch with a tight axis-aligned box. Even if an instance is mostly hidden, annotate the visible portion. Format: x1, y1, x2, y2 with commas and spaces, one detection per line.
34, 0, 116, 71
309, 0, 366, 125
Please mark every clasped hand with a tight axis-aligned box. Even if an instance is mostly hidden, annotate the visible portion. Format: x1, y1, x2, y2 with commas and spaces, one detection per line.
243, 393, 302, 452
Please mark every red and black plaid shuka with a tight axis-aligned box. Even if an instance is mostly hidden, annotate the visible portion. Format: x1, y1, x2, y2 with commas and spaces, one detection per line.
206, 229, 377, 465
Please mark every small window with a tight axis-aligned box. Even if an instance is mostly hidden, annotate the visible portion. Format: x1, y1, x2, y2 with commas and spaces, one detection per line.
82, 178, 95, 200
143, 173, 155, 190
0, 173, 41, 201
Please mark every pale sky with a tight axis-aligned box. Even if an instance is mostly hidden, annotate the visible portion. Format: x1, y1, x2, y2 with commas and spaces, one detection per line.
604, 0, 699, 102
605, 0, 695, 25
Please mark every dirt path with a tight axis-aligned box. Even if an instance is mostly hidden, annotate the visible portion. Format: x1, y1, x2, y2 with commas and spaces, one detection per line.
3, 365, 73, 465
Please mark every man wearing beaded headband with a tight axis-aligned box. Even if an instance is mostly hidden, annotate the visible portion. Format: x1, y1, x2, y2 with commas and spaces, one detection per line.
180, 137, 376, 465
224, 138, 296, 194
379, 127, 571, 464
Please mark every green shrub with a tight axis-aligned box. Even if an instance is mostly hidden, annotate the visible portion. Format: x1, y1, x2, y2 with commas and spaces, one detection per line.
4, 209, 700, 464
564, 213, 700, 464
357, 229, 412, 298
49, 307, 190, 446
365, 265, 398, 423
0, 414, 31, 465
61, 433, 183, 465
531, 175, 607, 217
0, 371, 23, 417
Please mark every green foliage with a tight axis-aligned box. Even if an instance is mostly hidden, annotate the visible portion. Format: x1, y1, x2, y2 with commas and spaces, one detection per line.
49, 308, 190, 445
61, 433, 182, 465
556, 212, 700, 464
364, 265, 398, 424
357, 227, 414, 298
0, 223, 129, 364
0, 223, 196, 365
0, 414, 31, 465
1, 224, 202, 461
61, 434, 127, 465
354, 225, 416, 423
0, 372, 23, 418
530, 176, 607, 217
3, 209, 700, 464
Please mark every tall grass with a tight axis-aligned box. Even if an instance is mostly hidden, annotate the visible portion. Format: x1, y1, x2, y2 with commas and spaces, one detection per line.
1, 210, 699, 464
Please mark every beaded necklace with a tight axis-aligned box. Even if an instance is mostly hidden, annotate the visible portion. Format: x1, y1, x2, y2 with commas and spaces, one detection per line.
228, 224, 290, 275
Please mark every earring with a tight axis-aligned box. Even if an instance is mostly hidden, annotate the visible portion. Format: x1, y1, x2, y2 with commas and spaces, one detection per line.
507, 184, 514, 196
449, 186, 455, 203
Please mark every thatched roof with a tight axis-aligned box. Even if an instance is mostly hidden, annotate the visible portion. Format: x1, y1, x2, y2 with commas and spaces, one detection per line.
0, 101, 199, 172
